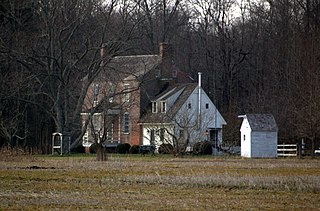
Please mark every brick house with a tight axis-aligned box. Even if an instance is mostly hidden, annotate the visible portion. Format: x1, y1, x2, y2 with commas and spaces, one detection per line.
81, 43, 226, 151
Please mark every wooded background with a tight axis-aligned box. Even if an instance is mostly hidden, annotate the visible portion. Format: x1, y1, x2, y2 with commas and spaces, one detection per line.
0, 0, 319, 153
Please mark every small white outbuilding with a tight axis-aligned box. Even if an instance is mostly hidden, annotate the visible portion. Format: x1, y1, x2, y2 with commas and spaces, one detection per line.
239, 114, 278, 158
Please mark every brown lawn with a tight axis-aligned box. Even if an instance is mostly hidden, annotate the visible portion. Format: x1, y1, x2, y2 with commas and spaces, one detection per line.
0, 154, 319, 210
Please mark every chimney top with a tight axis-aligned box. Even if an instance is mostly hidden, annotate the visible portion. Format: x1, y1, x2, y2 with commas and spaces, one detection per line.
159, 43, 175, 81
198, 72, 202, 88
159, 43, 172, 59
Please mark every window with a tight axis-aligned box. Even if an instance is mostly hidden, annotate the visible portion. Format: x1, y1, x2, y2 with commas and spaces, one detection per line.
188, 103, 191, 109
107, 123, 114, 141
152, 102, 157, 113
123, 84, 130, 102
123, 113, 129, 134
92, 113, 101, 133
150, 129, 155, 145
243, 134, 246, 141
172, 69, 177, 78
93, 83, 100, 95
108, 83, 115, 103
161, 101, 166, 113
82, 132, 89, 144
93, 83, 100, 105
179, 129, 184, 138
205, 103, 209, 109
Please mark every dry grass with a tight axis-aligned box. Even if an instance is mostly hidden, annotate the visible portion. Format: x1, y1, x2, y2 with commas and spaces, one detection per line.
0, 153, 320, 210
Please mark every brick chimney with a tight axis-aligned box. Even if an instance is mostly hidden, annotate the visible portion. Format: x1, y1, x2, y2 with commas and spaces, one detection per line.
159, 43, 176, 81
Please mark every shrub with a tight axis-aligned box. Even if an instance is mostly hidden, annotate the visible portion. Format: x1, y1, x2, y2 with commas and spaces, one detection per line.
71, 145, 85, 153
193, 142, 203, 155
129, 145, 140, 154
201, 141, 213, 155
90, 143, 97, 153
193, 141, 212, 155
158, 144, 173, 154
116, 143, 131, 154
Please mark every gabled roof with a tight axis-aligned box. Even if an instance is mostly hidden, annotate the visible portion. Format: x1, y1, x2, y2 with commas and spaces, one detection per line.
152, 86, 180, 101
97, 55, 160, 81
140, 83, 198, 124
242, 114, 278, 131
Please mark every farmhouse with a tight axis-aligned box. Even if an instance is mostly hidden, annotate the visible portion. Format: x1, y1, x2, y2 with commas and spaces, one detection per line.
140, 73, 226, 151
239, 114, 278, 158
81, 43, 226, 152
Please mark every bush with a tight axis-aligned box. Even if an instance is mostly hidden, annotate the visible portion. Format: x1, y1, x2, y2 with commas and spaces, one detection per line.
201, 141, 213, 155
193, 141, 212, 155
71, 144, 85, 153
158, 144, 173, 154
116, 143, 131, 154
89, 143, 97, 153
193, 142, 202, 155
129, 145, 140, 154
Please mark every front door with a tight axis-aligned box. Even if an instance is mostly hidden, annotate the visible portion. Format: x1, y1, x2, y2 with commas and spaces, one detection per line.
209, 129, 219, 149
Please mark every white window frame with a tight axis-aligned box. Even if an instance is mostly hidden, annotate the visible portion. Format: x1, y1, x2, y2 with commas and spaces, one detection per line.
123, 84, 130, 103
107, 123, 114, 141
107, 83, 115, 103
160, 101, 166, 113
152, 101, 158, 113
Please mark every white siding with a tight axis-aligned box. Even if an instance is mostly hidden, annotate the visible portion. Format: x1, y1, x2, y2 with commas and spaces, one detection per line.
142, 125, 174, 152
251, 131, 277, 158
175, 87, 226, 145
142, 86, 227, 153
240, 118, 251, 157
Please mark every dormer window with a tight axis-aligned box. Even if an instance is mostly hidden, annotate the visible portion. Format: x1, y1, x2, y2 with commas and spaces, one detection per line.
161, 101, 166, 113
152, 102, 158, 113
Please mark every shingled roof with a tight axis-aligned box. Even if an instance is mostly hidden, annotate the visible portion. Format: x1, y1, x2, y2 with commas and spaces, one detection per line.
244, 114, 278, 131
95, 54, 160, 82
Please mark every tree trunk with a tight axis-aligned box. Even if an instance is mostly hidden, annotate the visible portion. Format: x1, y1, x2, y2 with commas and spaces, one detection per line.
96, 143, 107, 161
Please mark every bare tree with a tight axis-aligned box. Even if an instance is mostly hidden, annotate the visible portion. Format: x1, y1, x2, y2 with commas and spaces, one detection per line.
132, 0, 187, 52
0, 0, 143, 151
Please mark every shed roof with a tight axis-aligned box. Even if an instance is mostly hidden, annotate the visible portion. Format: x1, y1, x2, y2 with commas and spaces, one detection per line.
243, 114, 278, 131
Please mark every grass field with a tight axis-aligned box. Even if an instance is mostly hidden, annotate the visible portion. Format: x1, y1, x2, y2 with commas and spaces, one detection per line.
0, 152, 319, 210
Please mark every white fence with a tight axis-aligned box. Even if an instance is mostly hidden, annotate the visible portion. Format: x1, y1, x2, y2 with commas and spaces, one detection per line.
277, 144, 298, 157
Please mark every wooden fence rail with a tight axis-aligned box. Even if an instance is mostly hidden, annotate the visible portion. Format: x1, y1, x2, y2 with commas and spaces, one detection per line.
277, 144, 298, 157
